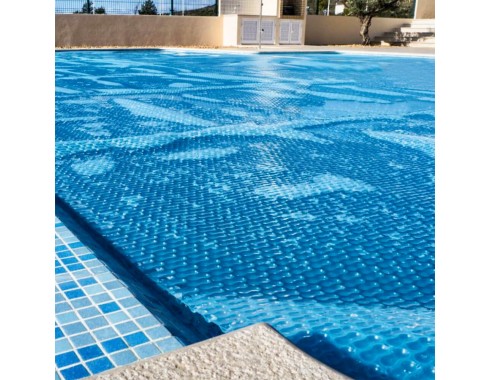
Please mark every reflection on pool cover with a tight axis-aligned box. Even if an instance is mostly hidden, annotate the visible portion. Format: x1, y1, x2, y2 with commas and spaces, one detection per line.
55, 50, 435, 379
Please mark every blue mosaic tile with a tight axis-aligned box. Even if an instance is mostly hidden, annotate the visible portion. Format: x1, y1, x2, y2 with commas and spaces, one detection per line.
127, 305, 150, 319
69, 242, 85, 249
70, 332, 96, 348
72, 270, 91, 279
155, 337, 183, 352
101, 337, 128, 353
57, 250, 73, 258
103, 280, 123, 291
56, 303, 72, 314
56, 245, 69, 252
56, 218, 187, 378
86, 357, 114, 374
79, 254, 97, 261
57, 311, 78, 325
91, 293, 112, 304
61, 257, 79, 265
123, 332, 149, 347
145, 326, 172, 340
110, 350, 138, 366
78, 306, 100, 319
78, 278, 97, 287
73, 247, 91, 255
55, 327, 65, 339
91, 266, 109, 275
85, 316, 108, 330
111, 288, 132, 299
136, 315, 160, 329
56, 273, 72, 283
55, 351, 80, 368
59, 281, 78, 291
55, 267, 67, 274
65, 289, 86, 300
77, 344, 104, 361
118, 297, 139, 309
93, 327, 118, 341
60, 364, 90, 380
71, 297, 92, 309
84, 284, 105, 295
115, 321, 139, 335
62, 322, 87, 335
67, 263, 84, 272
133, 343, 160, 359
85, 259, 103, 268
106, 310, 129, 324
97, 272, 117, 283
56, 338, 73, 354
99, 302, 120, 314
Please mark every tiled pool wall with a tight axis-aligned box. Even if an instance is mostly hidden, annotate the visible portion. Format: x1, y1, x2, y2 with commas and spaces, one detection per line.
55, 217, 184, 380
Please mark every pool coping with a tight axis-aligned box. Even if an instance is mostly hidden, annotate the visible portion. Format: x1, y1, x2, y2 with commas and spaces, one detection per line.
54, 44, 435, 57
89, 322, 352, 380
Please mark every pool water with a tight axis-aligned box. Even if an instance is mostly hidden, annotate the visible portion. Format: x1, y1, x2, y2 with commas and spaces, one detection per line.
55, 50, 435, 379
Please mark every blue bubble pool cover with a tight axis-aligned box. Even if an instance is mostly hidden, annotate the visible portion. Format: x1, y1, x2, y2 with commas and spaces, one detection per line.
55, 50, 434, 379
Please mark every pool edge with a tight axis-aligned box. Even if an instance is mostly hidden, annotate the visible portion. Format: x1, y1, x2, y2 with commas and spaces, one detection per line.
89, 322, 352, 380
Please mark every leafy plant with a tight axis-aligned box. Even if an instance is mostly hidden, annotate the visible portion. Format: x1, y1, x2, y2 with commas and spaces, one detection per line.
138, 0, 158, 15
345, 0, 412, 45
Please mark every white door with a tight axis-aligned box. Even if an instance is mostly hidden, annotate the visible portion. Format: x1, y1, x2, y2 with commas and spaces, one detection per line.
241, 19, 259, 44
261, 20, 275, 44
241, 19, 275, 45
279, 20, 302, 45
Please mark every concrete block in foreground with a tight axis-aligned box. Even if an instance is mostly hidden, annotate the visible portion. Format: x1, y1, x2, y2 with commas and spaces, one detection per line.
91, 323, 351, 380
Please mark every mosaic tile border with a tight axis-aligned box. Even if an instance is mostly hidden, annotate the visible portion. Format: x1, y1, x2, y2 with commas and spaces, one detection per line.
55, 217, 184, 380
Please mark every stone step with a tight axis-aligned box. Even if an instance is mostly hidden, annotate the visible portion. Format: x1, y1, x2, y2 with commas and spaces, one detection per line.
372, 19, 435, 48
409, 37, 435, 47
381, 31, 435, 38
408, 23, 436, 28
373, 35, 432, 43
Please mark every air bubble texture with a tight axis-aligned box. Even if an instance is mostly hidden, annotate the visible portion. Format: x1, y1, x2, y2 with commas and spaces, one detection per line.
56, 50, 435, 380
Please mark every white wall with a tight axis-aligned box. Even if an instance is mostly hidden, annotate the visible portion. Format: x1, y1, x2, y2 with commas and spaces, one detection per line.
220, 0, 278, 16
262, 0, 279, 16
223, 14, 239, 46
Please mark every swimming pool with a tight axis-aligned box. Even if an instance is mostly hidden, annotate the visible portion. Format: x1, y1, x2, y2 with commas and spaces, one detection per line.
55, 50, 435, 379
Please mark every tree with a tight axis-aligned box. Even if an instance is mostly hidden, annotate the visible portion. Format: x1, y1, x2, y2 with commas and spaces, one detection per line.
74, 0, 93, 13
138, 0, 158, 15
74, 1, 106, 14
345, 0, 411, 45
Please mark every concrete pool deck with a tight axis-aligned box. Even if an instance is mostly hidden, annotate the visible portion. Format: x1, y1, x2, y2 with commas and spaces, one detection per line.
90, 323, 351, 380
55, 44, 435, 57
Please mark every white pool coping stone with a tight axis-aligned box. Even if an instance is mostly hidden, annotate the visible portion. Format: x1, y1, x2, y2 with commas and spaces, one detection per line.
89, 322, 351, 380
56, 44, 435, 57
